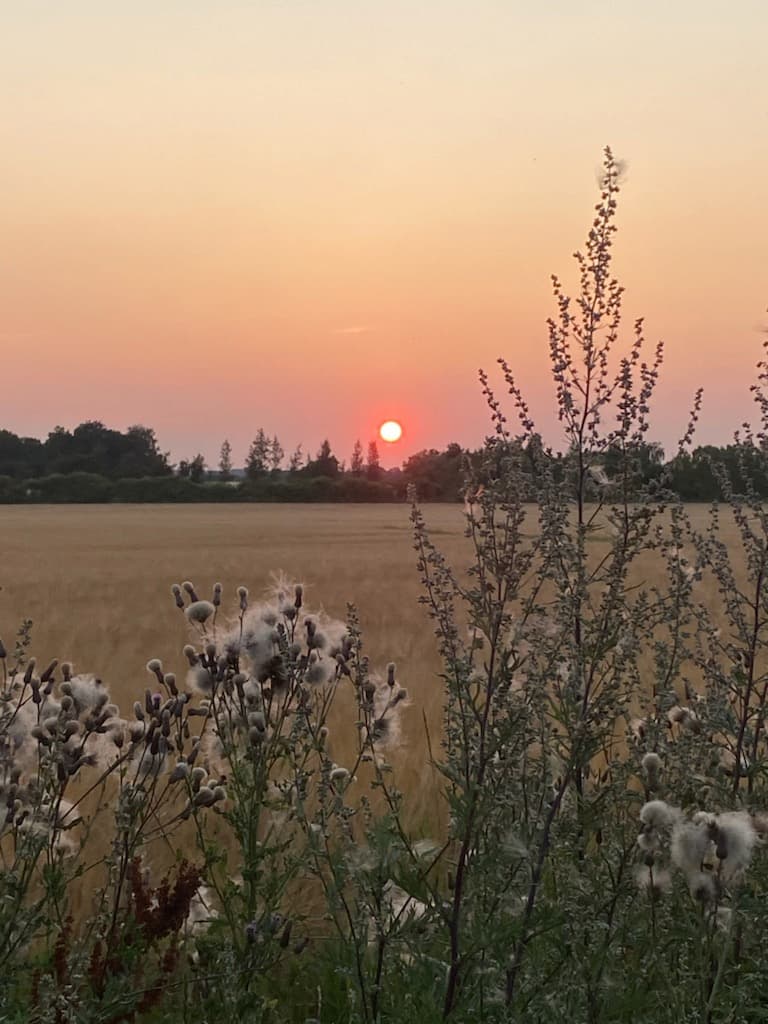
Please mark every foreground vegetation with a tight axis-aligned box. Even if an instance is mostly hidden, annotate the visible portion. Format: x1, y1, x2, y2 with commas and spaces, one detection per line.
3, 151, 768, 1022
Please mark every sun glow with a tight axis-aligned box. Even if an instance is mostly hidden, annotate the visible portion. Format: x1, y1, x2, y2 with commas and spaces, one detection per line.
379, 420, 403, 443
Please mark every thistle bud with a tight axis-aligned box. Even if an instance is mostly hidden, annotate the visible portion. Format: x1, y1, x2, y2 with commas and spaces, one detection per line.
182, 581, 199, 602
642, 752, 662, 774
23, 659, 37, 685
146, 660, 164, 685
280, 920, 293, 948
294, 584, 303, 609
212, 582, 223, 607
40, 659, 58, 683
169, 762, 189, 782
237, 586, 248, 611
171, 584, 185, 609
193, 786, 216, 808
387, 662, 396, 687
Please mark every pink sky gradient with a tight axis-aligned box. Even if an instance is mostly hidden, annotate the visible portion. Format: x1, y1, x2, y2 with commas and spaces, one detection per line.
1, 2, 767, 468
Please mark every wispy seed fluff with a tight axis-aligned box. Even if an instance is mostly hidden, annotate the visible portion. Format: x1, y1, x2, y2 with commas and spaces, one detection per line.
634, 864, 672, 895
713, 811, 757, 879
671, 811, 757, 885
688, 870, 717, 903
640, 800, 677, 829
641, 752, 662, 775
670, 820, 713, 877
60, 675, 111, 715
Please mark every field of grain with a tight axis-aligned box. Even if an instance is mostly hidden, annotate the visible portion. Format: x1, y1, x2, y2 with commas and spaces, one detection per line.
1, 501, 730, 775
0, 503, 483, 825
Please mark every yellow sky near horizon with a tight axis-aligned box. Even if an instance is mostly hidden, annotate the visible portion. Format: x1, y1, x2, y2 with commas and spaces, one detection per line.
1, 1, 766, 466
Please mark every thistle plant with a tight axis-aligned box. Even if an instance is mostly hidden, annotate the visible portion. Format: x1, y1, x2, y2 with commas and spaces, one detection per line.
0, 579, 406, 1023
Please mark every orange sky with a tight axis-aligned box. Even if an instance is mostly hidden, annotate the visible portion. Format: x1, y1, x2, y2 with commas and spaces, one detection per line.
1, 2, 767, 466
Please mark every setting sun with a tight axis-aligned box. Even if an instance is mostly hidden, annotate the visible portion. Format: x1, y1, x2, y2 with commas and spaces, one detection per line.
379, 420, 403, 443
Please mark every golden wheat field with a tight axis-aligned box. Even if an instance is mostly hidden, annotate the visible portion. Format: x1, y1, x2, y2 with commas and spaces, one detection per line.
0, 501, 744, 818
0, 502, 739, 782
0, 503, 478, 826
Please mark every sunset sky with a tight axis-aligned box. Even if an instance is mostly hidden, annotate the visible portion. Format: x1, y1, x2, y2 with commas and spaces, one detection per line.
1, 1, 767, 467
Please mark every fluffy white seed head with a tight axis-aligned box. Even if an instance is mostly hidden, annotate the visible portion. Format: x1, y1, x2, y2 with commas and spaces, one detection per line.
671, 821, 713, 877
185, 601, 216, 624
641, 752, 662, 774
640, 800, 676, 829
714, 811, 756, 880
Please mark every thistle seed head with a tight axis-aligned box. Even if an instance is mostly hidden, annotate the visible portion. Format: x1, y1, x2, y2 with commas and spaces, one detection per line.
641, 752, 662, 775
185, 601, 215, 625
640, 800, 676, 829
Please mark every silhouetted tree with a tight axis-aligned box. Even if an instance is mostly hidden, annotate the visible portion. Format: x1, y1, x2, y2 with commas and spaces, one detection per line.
218, 440, 233, 481
0, 431, 44, 479
288, 444, 304, 473
246, 429, 270, 478
269, 436, 284, 473
189, 454, 206, 483
305, 439, 339, 478
366, 440, 381, 481
40, 421, 171, 478
401, 444, 465, 500
123, 425, 172, 476
351, 439, 364, 475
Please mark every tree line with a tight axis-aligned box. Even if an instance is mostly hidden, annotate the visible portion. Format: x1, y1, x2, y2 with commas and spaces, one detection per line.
0, 420, 766, 503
